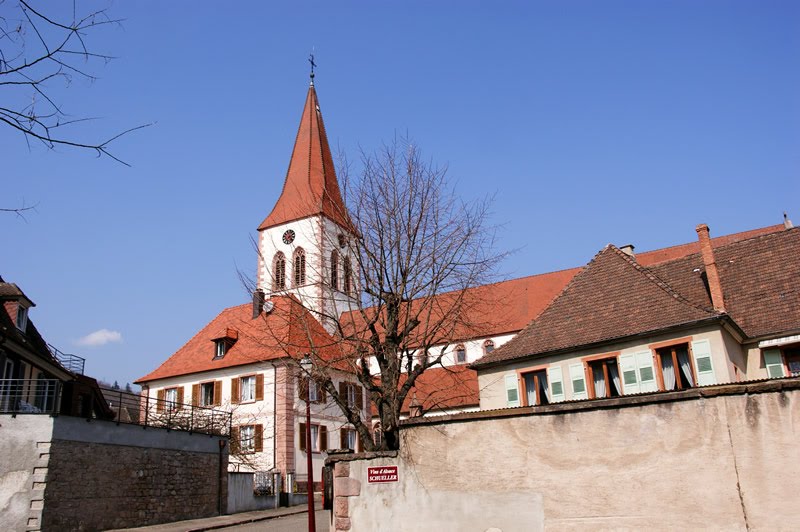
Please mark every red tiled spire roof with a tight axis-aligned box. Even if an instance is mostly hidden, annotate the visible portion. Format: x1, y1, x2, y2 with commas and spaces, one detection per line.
258, 84, 353, 231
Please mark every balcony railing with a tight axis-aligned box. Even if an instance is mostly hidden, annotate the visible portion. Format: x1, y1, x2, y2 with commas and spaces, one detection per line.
105, 387, 232, 437
47, 344, 85, 375
0, 379, 60, 414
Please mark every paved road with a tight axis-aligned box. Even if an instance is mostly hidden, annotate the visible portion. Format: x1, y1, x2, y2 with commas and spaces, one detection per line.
222, 510, 329, 531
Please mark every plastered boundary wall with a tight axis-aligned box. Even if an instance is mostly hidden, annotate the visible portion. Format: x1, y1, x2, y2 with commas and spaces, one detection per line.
0, 415, 227, 532
328, 378, 800, 532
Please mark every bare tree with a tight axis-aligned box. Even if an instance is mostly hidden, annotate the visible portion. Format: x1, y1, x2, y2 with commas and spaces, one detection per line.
271, 137, 505, 451
0, 1, 148, 172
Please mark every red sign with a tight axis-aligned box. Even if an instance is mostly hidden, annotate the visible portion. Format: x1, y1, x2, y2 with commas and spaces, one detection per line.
368, 466, 398, 483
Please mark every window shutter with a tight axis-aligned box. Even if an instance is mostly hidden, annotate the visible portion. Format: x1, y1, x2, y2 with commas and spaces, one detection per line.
357, 385, 364, 411
299, 377, 309, 402
176, 387, 184, 405
213, 381, 222, 406
254, 424, 263, 452
691, 339, 716, 386
299, 423, 307, 451
192, 384, 200, 406
231, 378, 240, 404
255, 373, 264, 401
504, 374, 520, 407
635, 350, 658, 392
569, 364, 588, 400
548, 366, 565, 403
230, 426, 240, 454
340, 428, 347, 449
618, 354, 639, 395
156, 389, 166, 412
318, 380, 327, 403
320, 426, 328, 451
763, 349, 785, 379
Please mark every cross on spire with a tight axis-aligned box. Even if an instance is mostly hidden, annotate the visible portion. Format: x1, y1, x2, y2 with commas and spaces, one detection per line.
308, 53, 316, 84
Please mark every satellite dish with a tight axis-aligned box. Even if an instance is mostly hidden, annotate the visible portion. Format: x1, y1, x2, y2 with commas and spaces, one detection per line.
263, 300, 275, 314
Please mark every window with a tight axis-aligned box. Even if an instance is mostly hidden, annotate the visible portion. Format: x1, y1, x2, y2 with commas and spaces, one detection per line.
341, 427, 359, 451
330, 250, 339, 290
232, 424, 263, 454
308, 379, 319, 403
214, 340, 227, 359
198, 381, 220, 406
764, 345, 800, 378
587, 357, 622, 399
293, 248, 306, 286
340, 381, 362, 410
300, 377, 326, 404
16, 305, 28, 331
273, 252, 286, 290
455, 344, 467, 364
483, 340, 495, 355
343, 256, 353, 295
231, 374, 263, 404
240, 375, 256, 402
522, 369, 550, 406
373, 423, 383, 446
165, 387, 178, 409
240, 425, 255, 452
655, 343, 695, 391
786, 347, 800, 376
299, 423, 328, 452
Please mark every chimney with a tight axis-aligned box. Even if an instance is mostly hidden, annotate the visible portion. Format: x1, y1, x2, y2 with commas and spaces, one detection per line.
784, 212, 794, 229
252, 289, 265, 319
695, 224, 725, 312
619, 244, 635, 258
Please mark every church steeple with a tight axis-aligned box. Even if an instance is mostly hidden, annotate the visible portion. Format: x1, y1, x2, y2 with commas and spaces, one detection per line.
258, 84, 353, 232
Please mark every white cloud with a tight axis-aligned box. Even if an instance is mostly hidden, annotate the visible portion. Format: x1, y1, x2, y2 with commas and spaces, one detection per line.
76, 329, 123, 347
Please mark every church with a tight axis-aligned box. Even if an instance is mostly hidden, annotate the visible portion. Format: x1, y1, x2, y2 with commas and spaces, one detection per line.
137, 74, 800, 487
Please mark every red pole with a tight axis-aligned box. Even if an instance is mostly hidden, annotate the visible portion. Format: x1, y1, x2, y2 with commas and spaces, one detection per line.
306, 397, 316, 531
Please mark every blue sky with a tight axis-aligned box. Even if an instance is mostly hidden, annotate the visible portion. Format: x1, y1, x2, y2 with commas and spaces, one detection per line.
2, 1, 798, 387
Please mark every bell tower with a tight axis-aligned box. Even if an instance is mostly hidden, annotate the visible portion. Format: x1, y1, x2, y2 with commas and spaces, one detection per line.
256, 76, 358, 328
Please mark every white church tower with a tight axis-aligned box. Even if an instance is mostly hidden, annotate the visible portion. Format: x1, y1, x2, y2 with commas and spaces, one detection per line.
255, 76, 359, 330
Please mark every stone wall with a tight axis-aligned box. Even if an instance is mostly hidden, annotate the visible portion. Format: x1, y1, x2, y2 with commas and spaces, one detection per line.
328, 378, 800, 531
1, 415, 227, 531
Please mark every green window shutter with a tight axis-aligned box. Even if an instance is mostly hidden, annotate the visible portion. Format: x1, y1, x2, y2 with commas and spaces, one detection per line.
504, 374, 520, 407
635, 350, 658, 393
619, 353, 639, 395
548, 366, 565, 403
763, 349, 785, 379
569, 364, 587, 400
691, 339, 716, 386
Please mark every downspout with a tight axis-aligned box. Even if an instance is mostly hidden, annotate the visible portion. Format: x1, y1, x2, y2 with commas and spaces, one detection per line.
271, 362, 278, 470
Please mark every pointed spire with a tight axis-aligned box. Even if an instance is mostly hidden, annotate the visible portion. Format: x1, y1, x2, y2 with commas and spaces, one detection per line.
259, 83, 353, 231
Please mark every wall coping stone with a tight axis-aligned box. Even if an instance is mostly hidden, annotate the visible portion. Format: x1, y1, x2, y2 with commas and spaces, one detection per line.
401, 376, 800, 428
326, 450, 398, 466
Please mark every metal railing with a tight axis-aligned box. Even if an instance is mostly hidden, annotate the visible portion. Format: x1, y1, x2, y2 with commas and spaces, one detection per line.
0, 379, 60, 414
104, 388, 232, 437
254, 471, 277, 496
47, 344, 86, 375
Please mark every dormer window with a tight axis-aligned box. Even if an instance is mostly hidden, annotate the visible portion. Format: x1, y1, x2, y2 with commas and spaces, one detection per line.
16, 305, 28, 331
212, 327, 238, 360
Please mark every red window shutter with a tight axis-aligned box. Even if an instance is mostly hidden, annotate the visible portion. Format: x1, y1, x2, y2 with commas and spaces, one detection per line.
356, 430, 362, 453
320, 426, 328, 451
339, 382, 346, 405
340, 428, 346, 449
176, 387, 184, 406
254, 424, 264, 452
192, 384, 200, 406
214, 381, 222, 406
255, 374, 264, 401
230, 426, 240, 454
299, 377, 309, 402
299, 423, 306, 451
357, 386, 364, 411
156, 389, 165, 413
231, 378, 240, 404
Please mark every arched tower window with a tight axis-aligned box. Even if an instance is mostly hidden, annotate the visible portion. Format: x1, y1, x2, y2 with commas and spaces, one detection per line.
483, 339, 495, 355
293, 248, 306, 286
330, 250, 339, 290
343, 256, 353, 295
273, 252, 286, 290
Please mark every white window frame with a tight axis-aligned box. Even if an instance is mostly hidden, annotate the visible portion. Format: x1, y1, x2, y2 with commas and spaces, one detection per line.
346, 383, 357, 408
165, 387, 178, 409
240, 425, 255, 452
200, 382, 215, 406
309, 424, 320, 451
308, 380, 319, 403
240, 375, 256, 402
16, 305, 28, 331
215, 340, 227, 359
